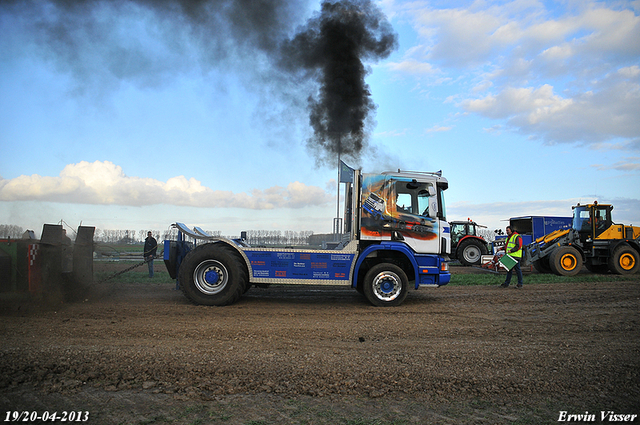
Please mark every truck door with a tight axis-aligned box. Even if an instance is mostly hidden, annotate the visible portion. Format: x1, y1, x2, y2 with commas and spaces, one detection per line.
388, 179, 440, 254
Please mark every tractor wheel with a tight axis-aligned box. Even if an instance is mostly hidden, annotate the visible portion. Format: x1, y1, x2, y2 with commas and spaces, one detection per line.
533, 257, 552, 274
608, 245, 640, 275
458, 239, 488, 266
178, 243, 247, 306
549, 246, 583, 276
363, 263, 408, 307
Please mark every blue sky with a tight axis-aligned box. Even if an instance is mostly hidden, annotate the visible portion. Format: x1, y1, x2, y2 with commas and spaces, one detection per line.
1, 0, 639, 239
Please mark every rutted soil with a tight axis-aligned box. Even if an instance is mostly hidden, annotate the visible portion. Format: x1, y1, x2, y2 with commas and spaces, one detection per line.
1, 266, 639, 424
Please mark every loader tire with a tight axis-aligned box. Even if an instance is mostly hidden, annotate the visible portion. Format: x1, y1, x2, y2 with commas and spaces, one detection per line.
458, 239, 488, 266
363, 263, 408, 307
585, 261, 609, 274
178, 243, 247, 306
608, 245, 639, 275
533, 257, 552, 274
549, 246, 583, 276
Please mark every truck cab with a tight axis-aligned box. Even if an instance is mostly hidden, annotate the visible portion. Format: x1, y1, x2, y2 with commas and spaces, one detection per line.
359, 171, 449, 256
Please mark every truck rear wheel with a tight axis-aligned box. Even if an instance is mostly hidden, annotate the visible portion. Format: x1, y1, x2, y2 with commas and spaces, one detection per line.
363, 263, 408, 307
608, 245, 639, 275
178, 243, 247, 306
458, 239, 488, 266
549, 246, 583, 276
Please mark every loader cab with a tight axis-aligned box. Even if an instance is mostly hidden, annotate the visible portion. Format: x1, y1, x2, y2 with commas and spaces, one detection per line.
573, 203, 613, 240
593, 206, 613, 238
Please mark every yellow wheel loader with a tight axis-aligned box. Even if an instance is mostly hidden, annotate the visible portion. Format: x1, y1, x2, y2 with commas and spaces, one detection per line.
525, 202, 640, 276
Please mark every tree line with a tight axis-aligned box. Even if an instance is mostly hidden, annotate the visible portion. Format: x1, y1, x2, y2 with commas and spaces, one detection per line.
244, 230, 315, 246
94, 229, 179, 244
93, 229, 316, 246
0, 224, 25, 239
1, 224, 316, 246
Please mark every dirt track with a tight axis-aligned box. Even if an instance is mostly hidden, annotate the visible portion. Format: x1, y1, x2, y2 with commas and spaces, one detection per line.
1, 268, 639, 424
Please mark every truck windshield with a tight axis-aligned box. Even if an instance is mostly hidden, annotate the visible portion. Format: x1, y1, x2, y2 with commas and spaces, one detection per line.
573, 206, 590, 232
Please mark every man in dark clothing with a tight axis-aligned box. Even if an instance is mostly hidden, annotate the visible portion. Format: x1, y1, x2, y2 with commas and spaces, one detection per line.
144, 231, 158, 278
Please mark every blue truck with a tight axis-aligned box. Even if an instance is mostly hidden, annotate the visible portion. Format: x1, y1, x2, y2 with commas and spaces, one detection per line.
500, 216, 573, 247
164, 169, 451, 307
493, 216, 573, 270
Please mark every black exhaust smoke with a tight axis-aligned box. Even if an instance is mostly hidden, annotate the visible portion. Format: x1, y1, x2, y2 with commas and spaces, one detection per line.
2, 0, 397, 167
4, 0, 301, 86
282, 0, 398, 166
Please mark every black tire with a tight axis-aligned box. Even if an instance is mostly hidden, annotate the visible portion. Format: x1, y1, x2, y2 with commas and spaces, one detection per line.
608, 245, 640, 275
549, 246, 583, 276
457, 239, 488, 266
231, 251, 252, 294
178, 243, 247, 306
585, 261, 609, 274
363, 263, 408, 307
533, 257, 552, 274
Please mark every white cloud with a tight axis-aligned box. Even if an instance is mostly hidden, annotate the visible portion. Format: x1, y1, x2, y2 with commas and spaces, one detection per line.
591, 157, 640, 171
392, 0, 640, 148
424, 125, 452, 133
472, 79, 493, 93
463, 84, 572, 119
540, 44, 573, 61
376, 128, 410, 137
578, 7, 640, 57
0, 161, 333, 209
410, 6, 505, 68
591, 139, 640, 151
461, 74, 640, 145
386, 59, 437, 75
619, 65, 640, 77
482, 124, 503, 135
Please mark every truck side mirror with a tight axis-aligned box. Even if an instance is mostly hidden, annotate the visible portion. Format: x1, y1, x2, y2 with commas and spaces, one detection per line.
429, 197, 438, 219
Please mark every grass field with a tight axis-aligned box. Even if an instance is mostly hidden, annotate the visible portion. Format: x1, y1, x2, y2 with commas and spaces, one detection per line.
449, 269, 640, 285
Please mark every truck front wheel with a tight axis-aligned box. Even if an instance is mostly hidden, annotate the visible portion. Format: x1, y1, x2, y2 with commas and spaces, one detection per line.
609, 245, 639, 275
549, 246, 583, 276
178, 243, 246, 306
363, 263, 408, 307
